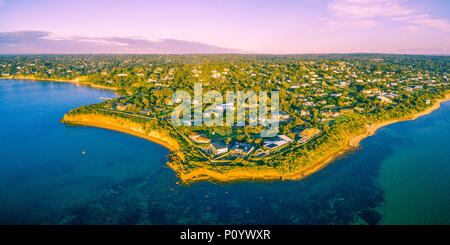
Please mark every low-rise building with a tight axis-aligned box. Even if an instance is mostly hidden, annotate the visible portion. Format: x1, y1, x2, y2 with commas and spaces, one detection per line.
230, 143, 254, 156
322, 111, 340, 117
362, 88, 379, 94
263, 135, 293, 150
377, 96, 392, 103
300, 110, 310, 116
139, 109, 152, 116
210, 142, 228, 155
189, 132, 211, 144
297, 128, 321, 143
116, 103, 130, 111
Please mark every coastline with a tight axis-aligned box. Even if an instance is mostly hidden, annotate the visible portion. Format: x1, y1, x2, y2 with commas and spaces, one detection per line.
1, 76, 117, 91
173, 144, 355, 183
348, 93, 450, 148
60, 113, 180, 153
296, 94, 450, 182
61, 92, 449, 183
172, 93, 450, 183
64, 120, 179, 152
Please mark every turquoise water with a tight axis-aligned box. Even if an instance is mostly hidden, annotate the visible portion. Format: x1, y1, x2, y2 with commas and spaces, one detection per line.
0, 79, 448, 224
375, 102, 450, 224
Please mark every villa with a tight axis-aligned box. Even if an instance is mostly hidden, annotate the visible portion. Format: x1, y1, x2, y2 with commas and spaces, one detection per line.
362, 88, 379, 94
263, 135, 293, 150
322, 111, 341, 117
116, 103, 130, 111
230, 143, 254, 156
210, 142, 228, 155
297, 128, 321, 143
189, 132, 211, 144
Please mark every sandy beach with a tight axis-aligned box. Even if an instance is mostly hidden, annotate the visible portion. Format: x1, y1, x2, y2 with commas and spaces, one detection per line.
62, 119, 179, 152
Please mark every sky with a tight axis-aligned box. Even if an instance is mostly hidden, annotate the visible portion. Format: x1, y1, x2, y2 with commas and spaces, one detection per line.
0, 0, 449, 54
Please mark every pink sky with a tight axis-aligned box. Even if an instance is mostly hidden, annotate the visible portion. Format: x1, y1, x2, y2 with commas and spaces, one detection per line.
0, 0, 449, 54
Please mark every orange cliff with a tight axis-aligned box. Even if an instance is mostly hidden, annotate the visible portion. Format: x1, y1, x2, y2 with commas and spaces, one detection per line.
61, 112, 180, 152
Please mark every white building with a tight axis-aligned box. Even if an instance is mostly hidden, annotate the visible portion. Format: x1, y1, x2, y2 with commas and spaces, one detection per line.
263, 135, 293, 150
211, 142, 228, 155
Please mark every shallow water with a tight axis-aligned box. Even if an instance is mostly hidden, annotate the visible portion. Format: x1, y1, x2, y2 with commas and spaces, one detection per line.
0, 79, 448, 224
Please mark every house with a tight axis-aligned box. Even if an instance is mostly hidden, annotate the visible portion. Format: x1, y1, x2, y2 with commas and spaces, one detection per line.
116, 103, 130, 111
189, 132, 211, 144
377, 96, 391, 103
386, 93, 398, 99
300, 110, 310, 116
340, 108, 353, 113
211, 71, 221, 78
214, 102, 235, 111
259, 118, 281, 125
139, 109, 152, 116
297, 128, 321, 143
230, 143, 254, 156
338, 81, 349, 88
279, 112, 290, 120
263, 135, 293, 150
210, 142, 228, 155
362, 88, 379, 94
322, 111, 340, 117
272, 111, 290, 121
354, 106, 365, 112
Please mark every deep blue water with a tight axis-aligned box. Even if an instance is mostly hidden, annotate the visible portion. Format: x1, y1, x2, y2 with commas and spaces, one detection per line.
0, 79, 449, 224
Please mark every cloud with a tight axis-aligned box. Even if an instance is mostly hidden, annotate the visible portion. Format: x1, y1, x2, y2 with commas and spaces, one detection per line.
0, 31, 48, 43
327, 0, 450, 32
0, 0, 4, 7
327, 19, 377, 29
401, 14, 450, 32
329, 0, 413, 19
398, 47, 449, 54
403, 25, 420, 32
0, 31, 240, 54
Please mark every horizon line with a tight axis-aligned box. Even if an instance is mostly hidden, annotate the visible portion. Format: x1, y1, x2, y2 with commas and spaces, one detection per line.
0, 52, 449, 56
